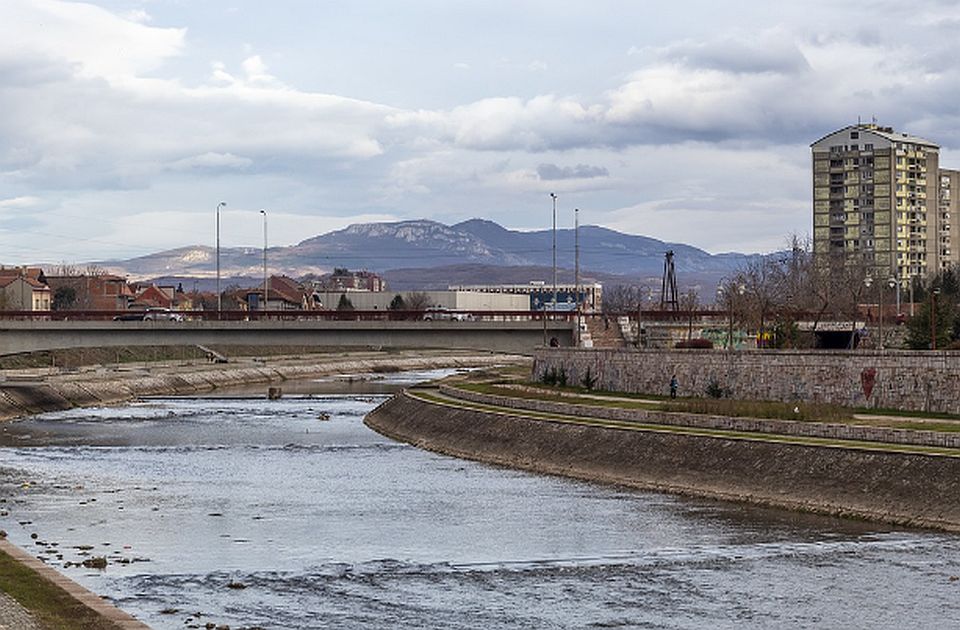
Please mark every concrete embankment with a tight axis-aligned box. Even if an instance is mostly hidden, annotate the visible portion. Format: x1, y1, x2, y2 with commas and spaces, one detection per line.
365, 391, 960, 531
0, 352, 520, 421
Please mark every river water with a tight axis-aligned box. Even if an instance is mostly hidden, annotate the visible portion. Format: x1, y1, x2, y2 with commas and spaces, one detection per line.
1, 368, 959, 629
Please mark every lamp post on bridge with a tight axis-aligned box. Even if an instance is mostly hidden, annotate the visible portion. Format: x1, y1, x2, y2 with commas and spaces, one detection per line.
260, 209, 268, 315
574, 206, 581, 346
550, 192, 558, 316
216, 201, 226, 318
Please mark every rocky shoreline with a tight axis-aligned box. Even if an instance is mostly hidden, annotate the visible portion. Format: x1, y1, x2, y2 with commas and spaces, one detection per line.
365, 391, 960, 532
0, 350, 522, 629
0, 351, 520, 422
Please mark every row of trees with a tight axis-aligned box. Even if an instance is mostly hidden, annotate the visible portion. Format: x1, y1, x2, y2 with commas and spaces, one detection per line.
603, 236, 960, 350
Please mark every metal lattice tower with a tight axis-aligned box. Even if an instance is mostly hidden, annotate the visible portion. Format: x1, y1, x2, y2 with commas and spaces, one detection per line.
660, 250, 678, 311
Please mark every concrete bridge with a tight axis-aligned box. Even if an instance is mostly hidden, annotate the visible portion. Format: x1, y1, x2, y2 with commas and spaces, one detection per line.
0, 319, 577, 357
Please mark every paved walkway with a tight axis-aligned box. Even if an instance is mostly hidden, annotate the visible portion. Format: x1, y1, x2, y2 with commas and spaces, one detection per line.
0, 591, 43, 630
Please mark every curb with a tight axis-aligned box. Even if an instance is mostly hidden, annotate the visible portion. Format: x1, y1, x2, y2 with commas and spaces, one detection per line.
1, 538, 152, 629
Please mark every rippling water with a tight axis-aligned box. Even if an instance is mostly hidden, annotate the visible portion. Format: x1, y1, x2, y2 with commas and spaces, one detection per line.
1, 368, 959, 629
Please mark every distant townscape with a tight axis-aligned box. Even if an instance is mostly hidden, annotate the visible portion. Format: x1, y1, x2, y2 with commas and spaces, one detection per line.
3, 124, 960, 351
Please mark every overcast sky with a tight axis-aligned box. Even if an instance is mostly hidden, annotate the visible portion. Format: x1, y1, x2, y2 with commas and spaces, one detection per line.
2, 0, 960, 264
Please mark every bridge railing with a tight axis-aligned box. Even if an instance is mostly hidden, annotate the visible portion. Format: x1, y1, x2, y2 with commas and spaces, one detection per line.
0, 309, 580, 323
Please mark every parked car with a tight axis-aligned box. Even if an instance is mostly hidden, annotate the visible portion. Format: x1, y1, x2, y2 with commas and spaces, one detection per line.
423, 307, 473, 321
112, 312, 145, 321
143, 308, 184, 322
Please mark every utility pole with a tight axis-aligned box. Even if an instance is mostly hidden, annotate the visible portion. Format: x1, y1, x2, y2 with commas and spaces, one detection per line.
216, 201, 226, 318
550, 192, 558, 314
575, 207, 580, 346
260, 209, 268, 315
660, 251, 679, 311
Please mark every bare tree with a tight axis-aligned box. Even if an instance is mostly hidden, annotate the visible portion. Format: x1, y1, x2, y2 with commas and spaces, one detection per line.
679, 289, 700, 340
738, 258, 784, 347
404, 291, 432, 311
602, 284, 639, 313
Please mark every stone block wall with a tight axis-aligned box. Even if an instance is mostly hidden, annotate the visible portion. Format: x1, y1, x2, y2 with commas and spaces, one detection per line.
533, 348, 960, 414
439, 385, 960, 448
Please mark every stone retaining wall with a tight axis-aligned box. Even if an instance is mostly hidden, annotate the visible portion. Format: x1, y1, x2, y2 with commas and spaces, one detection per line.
0, 354, 512, 421
533, 347, 960, 413
438, 385, 960, 448
365, 392, 960, 531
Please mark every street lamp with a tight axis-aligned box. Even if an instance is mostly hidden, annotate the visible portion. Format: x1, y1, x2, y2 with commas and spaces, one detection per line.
574, 207, 580, 345
550, 192, 558, 314
881, 277, 895, 350
864, 275, 874, 348
260, 209, 268, 314
931, 287, 941, 350
216, 201, 226, 318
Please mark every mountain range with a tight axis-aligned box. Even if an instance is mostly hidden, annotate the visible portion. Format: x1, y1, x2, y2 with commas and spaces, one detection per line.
100, 219, 763, 293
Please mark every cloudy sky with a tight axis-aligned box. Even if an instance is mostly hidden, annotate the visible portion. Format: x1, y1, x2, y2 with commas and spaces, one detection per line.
2, 0, 960, 264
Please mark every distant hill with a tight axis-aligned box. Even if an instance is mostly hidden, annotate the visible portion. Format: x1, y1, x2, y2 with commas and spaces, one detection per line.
101, 218, 761, 284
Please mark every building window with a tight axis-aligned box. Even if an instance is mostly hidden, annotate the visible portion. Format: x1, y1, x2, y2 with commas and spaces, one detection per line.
851, 131, 860, 139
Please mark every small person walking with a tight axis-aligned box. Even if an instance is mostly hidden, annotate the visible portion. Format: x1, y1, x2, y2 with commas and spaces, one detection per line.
670, 374, 678, 399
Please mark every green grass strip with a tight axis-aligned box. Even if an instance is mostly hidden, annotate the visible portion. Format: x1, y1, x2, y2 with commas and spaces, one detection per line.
410, 388, 960, 458
0, 548, 123, 630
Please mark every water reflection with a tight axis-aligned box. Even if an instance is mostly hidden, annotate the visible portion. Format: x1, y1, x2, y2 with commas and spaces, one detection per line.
0, 369, 957, 629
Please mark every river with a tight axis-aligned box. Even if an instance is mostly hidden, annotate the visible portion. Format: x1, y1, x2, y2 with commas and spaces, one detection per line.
1, 368, 959, 629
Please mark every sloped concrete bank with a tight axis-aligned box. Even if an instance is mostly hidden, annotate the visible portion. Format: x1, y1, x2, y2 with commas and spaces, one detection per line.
365, 392, 960, 531
0, 353, 518, 422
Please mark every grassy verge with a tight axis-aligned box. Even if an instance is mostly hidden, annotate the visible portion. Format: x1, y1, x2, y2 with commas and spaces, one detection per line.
0, 548, 123, 630
452, 377, 960, 431
0, 345, 394, 370
411, 389, 960, 457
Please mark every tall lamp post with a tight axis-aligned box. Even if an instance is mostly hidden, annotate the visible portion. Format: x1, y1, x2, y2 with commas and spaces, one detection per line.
260, 209, 268, 314
574, 207, 580, 345
216, 201, 226, 318
550, 192, 558, 314
931, 287, 941, 350
881, 277, 895, 350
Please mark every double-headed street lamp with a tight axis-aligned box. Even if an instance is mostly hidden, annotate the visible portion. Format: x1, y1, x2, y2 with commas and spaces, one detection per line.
216, 201, 226, 317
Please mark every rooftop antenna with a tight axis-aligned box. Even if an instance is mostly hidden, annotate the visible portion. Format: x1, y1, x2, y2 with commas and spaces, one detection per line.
660, 250, 679, 311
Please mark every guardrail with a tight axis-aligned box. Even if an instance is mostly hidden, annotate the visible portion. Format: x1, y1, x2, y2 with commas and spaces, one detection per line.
0, 309, 582, 322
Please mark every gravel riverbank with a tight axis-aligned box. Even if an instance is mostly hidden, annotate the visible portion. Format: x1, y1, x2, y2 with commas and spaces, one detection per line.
0, 350, 523, 629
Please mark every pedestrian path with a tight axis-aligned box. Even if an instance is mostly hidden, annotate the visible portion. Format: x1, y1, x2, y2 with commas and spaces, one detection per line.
0, 592, 43, 630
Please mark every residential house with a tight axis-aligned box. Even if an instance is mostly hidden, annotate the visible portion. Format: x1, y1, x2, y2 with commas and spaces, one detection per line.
46, 274, 135, 310
0, 267, 51, 311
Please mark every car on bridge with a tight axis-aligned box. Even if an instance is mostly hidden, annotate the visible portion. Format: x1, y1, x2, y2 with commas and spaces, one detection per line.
143, 308, 184, 322
113, 312, 145, 321
422, 307, 473, 321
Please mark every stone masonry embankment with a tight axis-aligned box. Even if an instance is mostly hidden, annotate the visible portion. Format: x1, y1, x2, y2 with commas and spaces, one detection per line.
365, 392, 960, 531
0, 353, 516, 421
534, 347, 960, 413
438, 384, 960, 448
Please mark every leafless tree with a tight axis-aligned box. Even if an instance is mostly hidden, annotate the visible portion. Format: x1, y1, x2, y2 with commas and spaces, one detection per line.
404, 291, 432, 311
602, 284, 639, 313
679, 289, 700, 340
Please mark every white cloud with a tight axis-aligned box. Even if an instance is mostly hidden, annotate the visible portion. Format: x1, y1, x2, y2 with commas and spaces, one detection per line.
0, 0, 184, 81
0, 195, 42, 209
4, 0, 960, 264
167, 152, 253, 171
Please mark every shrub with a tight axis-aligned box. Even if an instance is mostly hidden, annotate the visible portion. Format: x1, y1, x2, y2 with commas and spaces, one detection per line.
705, 379, 727, 398
541, 367, 558, 386
581, 367, 598, 390
556, 366, 568, 387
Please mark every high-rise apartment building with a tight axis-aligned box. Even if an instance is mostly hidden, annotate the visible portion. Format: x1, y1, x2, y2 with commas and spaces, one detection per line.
811, 123, 960, 283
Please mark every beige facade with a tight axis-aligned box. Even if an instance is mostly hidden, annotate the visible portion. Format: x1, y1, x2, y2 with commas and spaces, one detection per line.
315, 290, 529, 311
811, 124, 959, 283
0, 276, 51, 310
